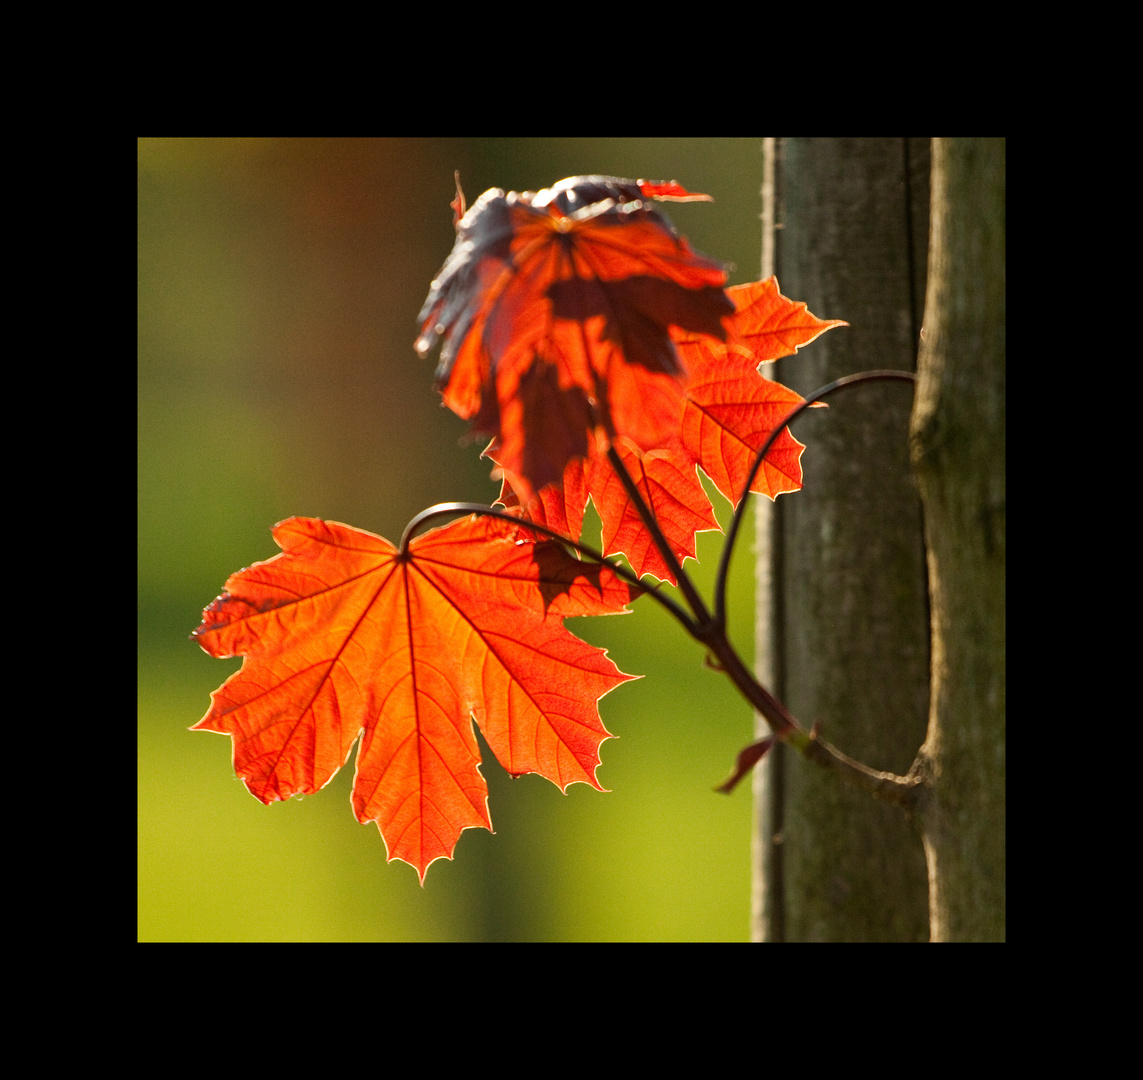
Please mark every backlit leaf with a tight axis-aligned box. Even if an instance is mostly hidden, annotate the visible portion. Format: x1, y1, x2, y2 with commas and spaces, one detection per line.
415, 175, 735, 499
192, 515, 637, 883
497, 277, 846, 580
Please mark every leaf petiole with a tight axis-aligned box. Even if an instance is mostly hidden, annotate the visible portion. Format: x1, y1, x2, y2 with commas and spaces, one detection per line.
398, 500, 700, 632
601, 443, 714, 632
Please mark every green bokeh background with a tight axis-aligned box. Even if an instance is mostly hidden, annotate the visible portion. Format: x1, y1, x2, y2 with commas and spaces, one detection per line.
138, 137, 765, 941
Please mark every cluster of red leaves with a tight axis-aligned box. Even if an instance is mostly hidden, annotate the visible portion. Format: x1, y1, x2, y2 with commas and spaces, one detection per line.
497, 277, 839, 582
194, 176, 844, 882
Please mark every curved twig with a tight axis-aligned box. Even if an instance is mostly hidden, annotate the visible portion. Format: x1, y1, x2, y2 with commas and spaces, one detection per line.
712, 370, 917, 631
398, 500, 699, 631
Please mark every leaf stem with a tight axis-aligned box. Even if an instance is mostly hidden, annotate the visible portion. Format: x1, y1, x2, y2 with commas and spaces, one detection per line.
398, 500, 700, 631
603, 443, 714, 630
712, 369, 917, 632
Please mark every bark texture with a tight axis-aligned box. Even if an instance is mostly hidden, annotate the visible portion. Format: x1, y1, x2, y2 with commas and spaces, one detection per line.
754, 138, 932, 941
910, 138, 1006, 942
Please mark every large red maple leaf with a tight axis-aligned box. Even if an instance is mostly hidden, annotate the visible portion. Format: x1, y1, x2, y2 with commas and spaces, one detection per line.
415, 176, 735, 500
192, 514, 637, 883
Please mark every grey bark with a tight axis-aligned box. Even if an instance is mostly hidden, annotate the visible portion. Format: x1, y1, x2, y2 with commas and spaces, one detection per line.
753, 138, 932, 941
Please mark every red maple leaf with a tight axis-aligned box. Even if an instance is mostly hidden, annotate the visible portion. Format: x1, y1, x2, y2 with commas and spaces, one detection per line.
415, 175, 735, 500
192, 514, 637, 883
671, 278, 847, 506
498, 278, 846, 583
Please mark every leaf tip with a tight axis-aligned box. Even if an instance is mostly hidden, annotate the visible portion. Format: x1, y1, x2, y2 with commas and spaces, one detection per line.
638, 179, 714, 203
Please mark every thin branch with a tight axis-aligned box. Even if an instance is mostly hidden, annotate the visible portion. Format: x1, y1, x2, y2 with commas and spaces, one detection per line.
700, 619, 925, 811
712, 370, 917, 631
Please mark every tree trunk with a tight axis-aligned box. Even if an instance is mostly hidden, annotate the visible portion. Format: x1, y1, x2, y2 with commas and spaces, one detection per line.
910, 138, 1006, 942
753, 138, 932, 941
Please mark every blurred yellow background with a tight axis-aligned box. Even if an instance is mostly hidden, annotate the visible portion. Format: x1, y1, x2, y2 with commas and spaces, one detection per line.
138, 137, 765, 941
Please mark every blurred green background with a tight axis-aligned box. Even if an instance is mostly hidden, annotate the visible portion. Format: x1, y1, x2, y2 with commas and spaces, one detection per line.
138, 137, 766, 941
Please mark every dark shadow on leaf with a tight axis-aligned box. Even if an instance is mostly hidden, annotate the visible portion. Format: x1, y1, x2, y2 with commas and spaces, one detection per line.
547, 275, 733, 375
